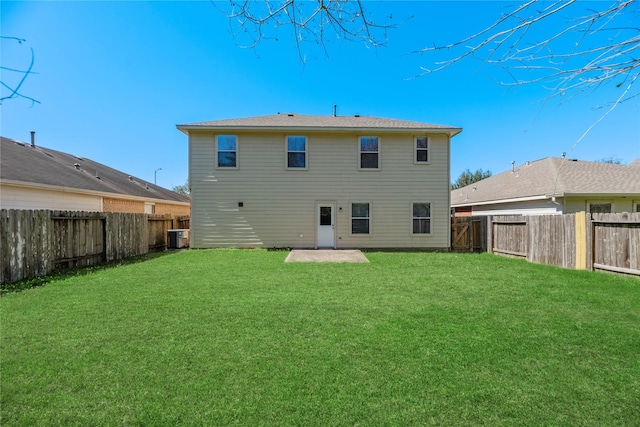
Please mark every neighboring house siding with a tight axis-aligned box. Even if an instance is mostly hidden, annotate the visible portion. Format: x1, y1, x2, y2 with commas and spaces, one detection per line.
470, 199, 562, 216
190, 131, 451, 249
563, 196, 637, 214
0, 184, 102, 211
102, 197, 145, 213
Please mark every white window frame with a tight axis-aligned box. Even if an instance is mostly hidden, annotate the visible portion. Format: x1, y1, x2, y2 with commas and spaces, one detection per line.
411, 202, 432, 236
285, 136, 308, 170
414, 136, 429, 164
587, 200, 613, 215
632, 200, 640, 213
350, 202, 372, 236
216, 135, 238, 169
358, 136, 380, 170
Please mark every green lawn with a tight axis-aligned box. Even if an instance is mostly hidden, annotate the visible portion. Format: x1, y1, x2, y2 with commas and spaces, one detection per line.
2, 250, 639, 426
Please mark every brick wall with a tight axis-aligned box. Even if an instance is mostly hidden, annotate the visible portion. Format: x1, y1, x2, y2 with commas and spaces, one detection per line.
103, 198, 145, 213
156, 203, 190, 216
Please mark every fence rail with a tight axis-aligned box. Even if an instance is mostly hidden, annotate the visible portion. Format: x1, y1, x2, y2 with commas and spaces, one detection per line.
1, 210, 190, 285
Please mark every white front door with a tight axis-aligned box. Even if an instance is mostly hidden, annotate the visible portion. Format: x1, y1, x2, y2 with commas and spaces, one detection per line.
317, 204, 335, 248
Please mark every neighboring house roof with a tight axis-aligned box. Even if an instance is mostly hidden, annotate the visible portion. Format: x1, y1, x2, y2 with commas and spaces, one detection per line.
177, 113, 462, 137
452, 157, 640, 207
0, 136, 190, 203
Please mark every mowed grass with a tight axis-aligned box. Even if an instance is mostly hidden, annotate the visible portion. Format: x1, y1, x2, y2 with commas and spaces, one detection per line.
2, 250, 639, 426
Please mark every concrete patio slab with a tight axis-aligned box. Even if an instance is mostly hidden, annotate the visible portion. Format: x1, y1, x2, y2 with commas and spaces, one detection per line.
285, 249, 369, 263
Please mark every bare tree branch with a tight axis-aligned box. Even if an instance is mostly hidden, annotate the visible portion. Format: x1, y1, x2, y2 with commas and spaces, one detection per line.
0, 36, 40, 105
215, 0, 400, 62
416, 0, 639, 106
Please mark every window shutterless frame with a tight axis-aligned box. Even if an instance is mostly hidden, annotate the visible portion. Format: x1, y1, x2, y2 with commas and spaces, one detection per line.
351, 202, 371, 235
358, 136, 380, 170
587, 200, 613, 214
285, 136, 308, 170
414, 136, 429, 164
216, 135, 238, 169
411, 202, 432, 235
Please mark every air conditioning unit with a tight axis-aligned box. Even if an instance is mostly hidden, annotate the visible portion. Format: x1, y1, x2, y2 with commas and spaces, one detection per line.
168, 229, 190, 249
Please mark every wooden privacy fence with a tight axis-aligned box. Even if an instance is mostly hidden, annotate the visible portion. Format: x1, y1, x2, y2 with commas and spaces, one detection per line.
175, 215, 190, 230
484, 212, 640, 276
1, 210, 189, 285
451, 216, 487, 252
589, 212, 640, 276
488, 214, 576, 269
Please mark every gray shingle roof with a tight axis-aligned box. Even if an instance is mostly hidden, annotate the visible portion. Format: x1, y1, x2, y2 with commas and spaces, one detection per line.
452, 157, 640, 206
177, 113, 462, 136
0, 137, 190, 203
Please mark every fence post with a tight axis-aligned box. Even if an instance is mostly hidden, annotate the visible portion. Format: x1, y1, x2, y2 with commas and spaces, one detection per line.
486, 215, 493, 254
575, 211, 587, 270
585, 212, 594, 271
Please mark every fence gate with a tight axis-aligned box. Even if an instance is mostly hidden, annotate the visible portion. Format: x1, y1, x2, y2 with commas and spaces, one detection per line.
451, 217, 487, 252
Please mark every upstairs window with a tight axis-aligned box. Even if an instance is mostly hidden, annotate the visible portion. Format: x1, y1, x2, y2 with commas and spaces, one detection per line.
217, 135, 237, 168
351, 203, 370, 235
286, 136, 307, 169
412, 203, 431, 235
359, 136, 379, 169
415, 136, 429, 163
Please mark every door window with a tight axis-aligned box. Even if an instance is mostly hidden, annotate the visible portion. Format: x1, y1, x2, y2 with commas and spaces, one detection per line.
320, 206, 332, 226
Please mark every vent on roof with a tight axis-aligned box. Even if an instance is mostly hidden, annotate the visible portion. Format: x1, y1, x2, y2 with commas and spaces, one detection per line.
74, 163, 81, 170
354, 114, 360, 118
128, 176, 134, 182
287, 113, 294, 117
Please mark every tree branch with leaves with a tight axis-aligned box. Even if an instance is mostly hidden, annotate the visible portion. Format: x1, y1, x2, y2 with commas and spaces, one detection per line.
451, 169, 492, 190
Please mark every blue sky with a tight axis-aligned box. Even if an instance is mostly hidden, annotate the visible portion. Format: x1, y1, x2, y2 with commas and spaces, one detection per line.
2, 1, 639, 190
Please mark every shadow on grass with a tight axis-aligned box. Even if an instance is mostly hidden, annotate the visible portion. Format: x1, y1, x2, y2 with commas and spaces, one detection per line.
1, 251, 176, 296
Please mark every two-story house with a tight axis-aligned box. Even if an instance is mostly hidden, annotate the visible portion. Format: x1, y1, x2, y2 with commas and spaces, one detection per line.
177, 113, 461, 249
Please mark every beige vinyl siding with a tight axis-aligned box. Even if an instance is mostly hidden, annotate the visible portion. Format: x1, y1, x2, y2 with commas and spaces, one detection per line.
563, 196, 639, 214
0, 184, 102, 211
189, 130, 451, 249
471, 199, 563, 216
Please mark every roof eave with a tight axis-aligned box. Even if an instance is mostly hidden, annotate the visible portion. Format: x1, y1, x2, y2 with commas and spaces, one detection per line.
563, 192, 640, 198
176, 124, 463, 138
451, 194, 554, 208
